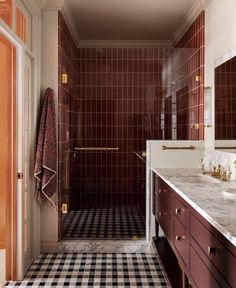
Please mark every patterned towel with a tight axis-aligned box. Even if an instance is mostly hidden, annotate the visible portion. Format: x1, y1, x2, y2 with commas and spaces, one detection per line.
34, 88, 57, 207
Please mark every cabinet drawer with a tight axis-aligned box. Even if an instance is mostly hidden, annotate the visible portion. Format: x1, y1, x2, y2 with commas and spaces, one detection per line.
173, 218, 189, 268
156, 179, 172, 209
189, 245, 222, 288
173, 195, 188, 228
156, 200, 172, 242
190, 214, 236, 287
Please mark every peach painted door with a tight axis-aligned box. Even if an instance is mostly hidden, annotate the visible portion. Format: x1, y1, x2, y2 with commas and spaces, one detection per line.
0, 32, 16, 280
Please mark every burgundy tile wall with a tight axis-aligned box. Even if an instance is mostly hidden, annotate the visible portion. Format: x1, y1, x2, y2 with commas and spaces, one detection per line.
71, 47, 172, 209
58, 12, 78, 224
57, 11, 205, 226
175, 11, 205, 140
215, 56, 236, 139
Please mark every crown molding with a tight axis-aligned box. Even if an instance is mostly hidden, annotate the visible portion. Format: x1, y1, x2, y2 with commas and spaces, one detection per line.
172, 0, 213, 45
61, 1, 80, 46
35, 0, 47, 10
78, 40, 172, 48
43, 0, 64, 10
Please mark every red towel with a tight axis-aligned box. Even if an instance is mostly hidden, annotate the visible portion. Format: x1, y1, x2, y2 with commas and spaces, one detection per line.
34, 88, 57, 207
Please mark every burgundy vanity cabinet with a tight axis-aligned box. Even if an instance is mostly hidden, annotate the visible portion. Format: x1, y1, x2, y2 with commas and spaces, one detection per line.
154, 176, 173, 242
189, 212, 236, 288
153, 173, 236, 288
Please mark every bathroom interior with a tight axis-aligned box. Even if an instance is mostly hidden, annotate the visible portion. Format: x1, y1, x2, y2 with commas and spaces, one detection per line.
0, 0, 235, 287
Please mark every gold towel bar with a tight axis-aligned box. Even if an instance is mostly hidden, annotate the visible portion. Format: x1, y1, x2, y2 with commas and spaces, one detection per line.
215, 146, 236, 150
74, 147, 119, 151
162, 145, 195, 150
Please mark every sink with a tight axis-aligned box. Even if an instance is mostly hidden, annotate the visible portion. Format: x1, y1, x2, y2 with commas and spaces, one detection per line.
180, 175, 220, 184
222, 188, 236, 198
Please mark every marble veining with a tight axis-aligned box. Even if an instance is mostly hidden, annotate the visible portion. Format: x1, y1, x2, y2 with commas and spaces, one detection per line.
58, 240, 150, 253
152, 168, 236, 247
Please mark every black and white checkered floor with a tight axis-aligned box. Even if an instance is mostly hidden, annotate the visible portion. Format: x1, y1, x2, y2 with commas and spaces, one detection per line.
62, 206, 146, 239
6, 253, 171, 287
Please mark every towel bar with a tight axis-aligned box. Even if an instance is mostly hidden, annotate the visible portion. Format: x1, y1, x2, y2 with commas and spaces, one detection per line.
73, 147, 119, 151
215, 146, 236, 149
161, 145, 195, 150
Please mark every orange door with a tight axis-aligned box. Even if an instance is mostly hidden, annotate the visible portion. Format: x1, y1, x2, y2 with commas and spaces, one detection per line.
0, 33, 16, 280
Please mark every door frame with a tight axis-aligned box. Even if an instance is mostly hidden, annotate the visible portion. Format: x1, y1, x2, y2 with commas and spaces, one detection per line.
0, 20, 24, 281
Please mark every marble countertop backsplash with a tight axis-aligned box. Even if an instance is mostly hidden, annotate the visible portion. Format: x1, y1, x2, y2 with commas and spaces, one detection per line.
152, 168, 236, 247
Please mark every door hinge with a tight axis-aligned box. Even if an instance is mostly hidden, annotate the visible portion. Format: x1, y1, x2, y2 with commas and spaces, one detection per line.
17, 172, 23, 179
61, 203, 68, 214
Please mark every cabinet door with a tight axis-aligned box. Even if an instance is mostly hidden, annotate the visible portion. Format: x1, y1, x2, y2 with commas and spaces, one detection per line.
173, 218, 189, 269
190, 213, 236, 287
156, 199, 172, 242
189, 245, 222, 288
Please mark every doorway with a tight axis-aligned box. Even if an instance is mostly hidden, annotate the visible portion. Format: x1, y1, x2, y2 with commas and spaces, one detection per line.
0, 32, 16, 281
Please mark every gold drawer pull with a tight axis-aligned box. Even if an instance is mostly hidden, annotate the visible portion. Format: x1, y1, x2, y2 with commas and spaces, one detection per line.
208, 246, 216, 255
175, 235, 181, 241
175, 208, 181, 214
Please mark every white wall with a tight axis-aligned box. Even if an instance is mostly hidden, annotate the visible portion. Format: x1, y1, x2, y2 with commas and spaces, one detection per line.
205, 0, 236, 149
146, 140, 205, 240
41, 9, 59, 253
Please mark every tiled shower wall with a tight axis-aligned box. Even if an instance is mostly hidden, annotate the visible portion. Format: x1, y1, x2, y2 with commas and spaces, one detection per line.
58, 12, 78, 219
215, 55, 236, 139
175, 11, 205, 140
71, 47, 172, 209
57, 11, 205, 216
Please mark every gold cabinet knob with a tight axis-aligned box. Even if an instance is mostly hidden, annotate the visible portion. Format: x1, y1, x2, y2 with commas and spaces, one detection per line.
175, 208, 181, 214
208, 246, 216, 255
175, 235, 181, 241
158, 212, 163, 217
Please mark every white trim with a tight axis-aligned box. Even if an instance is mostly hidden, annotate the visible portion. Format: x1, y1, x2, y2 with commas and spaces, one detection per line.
172, 0, 213, 45
0, 20, 24, 281
23, 0, 42, 17
35, 0, 46, 10
61, 2, 80, 46
44, 0, 64, 10
214, 49, 236, 68
79, 40, 172, 48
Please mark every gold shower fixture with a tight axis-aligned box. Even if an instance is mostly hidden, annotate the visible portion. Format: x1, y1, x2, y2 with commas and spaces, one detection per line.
61, 73, 68, 84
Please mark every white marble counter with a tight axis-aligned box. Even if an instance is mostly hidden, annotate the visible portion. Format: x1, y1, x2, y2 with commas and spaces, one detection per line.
152, 168, 236, 247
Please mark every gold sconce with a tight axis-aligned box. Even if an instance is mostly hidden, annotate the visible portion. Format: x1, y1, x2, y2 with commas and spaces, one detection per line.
61, 73, 68, 84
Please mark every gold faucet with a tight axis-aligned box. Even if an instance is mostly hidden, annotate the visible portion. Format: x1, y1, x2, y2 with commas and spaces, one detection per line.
221, 170, 232, 181
212, 165, 222, 178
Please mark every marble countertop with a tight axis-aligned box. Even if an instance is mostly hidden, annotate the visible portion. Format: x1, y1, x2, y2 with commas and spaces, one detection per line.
152, 168, 236, 247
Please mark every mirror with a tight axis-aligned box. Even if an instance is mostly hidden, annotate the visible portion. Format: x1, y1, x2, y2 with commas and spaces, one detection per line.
215, 54, 236, 150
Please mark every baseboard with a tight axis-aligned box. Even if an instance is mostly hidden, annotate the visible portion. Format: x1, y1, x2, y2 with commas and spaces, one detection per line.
41, 241, 60, 253
0, 250, 6, 288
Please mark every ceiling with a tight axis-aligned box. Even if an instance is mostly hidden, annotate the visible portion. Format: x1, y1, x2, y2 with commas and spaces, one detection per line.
65, 0, 198, 41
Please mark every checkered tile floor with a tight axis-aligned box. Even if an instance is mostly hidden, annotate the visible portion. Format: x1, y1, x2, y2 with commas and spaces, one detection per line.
62, 206, 146, 239
6, 253, 170, 287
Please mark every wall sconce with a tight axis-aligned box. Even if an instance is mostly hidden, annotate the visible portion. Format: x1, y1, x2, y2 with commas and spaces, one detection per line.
204, 86, 213, 127
62, 73, 68, 84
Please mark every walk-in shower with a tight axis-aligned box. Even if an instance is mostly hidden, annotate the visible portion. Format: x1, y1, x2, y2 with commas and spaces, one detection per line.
58, 11, 204, 240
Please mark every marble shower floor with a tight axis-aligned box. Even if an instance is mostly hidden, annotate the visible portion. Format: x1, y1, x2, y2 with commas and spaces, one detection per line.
62, 206, 146, 240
